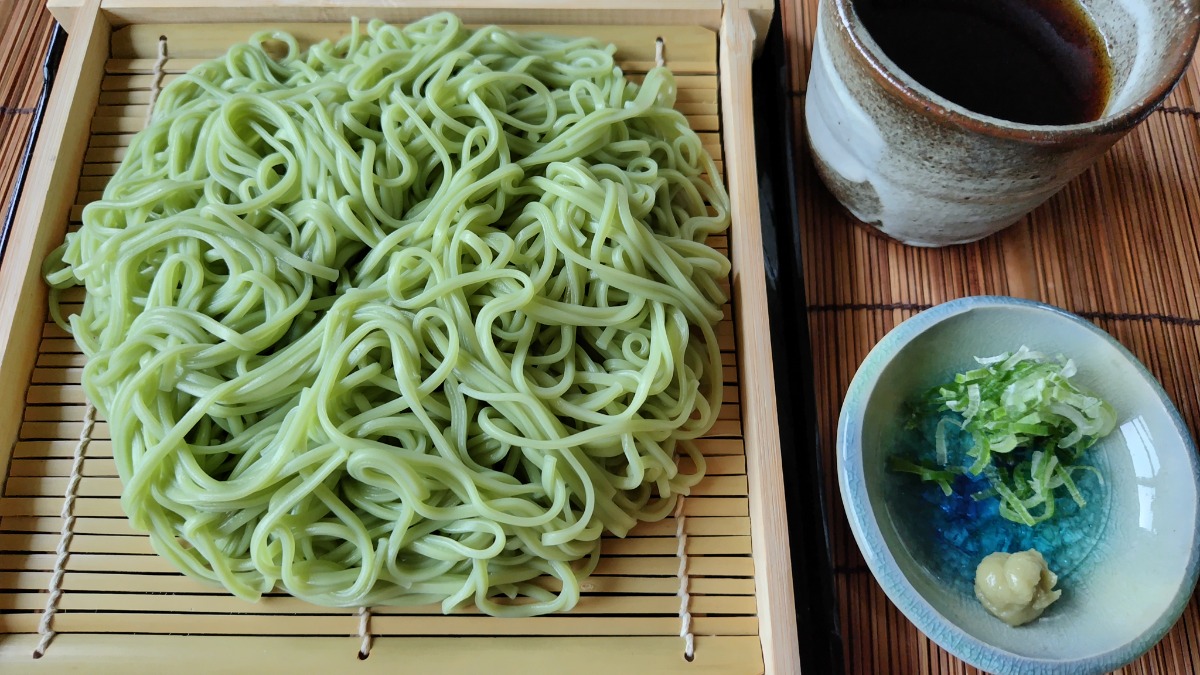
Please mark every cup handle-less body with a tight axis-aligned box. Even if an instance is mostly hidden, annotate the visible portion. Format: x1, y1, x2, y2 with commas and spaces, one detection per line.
803, 0, 1168, 247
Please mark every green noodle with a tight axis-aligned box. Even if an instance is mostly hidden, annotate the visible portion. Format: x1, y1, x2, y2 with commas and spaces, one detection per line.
44, 14, 730, 616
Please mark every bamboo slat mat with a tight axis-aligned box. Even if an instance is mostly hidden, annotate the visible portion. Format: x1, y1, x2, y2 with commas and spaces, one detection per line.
0, 0, 54, 226
782, 1, 1200, 673
0, 20, 764, 672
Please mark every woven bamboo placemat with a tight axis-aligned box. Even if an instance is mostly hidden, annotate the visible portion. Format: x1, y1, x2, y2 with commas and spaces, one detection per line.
0, 0, 54, 223
782, 1, 1200, 673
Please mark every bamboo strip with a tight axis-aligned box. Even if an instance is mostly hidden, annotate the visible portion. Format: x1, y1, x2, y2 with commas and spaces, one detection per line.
2, 474, 749, 499
1, 453, 752, 481
3, 565, 753, 594
0, 611, 761, 637
0, 512, 752, 536
13, 417, 746, 440
11, 436, 748, 459
0, 494, 750, 519
111, 22, 715, 59
0, 591, 759, 615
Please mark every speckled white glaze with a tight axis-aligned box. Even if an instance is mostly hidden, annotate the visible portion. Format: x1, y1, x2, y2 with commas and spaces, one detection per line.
805, 0, 1200, 247
837, 297, 1200, 674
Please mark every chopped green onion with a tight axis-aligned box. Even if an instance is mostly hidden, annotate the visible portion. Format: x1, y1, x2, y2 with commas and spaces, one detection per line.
888, 456, 958, 496
934, 417, 961, 466
965, 430, 991, 476
893, 346, 1116, 527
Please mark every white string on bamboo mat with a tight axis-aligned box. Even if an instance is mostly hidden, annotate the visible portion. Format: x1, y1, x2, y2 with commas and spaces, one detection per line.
657, 36, 694, 661
35, 35, 170, 658
357, 606, 373, 659
656, 36, 694, 662
145, 35, 169, 125
674, 496, 695, 662
32, 402, 97, 659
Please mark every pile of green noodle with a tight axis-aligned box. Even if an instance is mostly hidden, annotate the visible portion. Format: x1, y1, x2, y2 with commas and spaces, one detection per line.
44, 14, 731, 616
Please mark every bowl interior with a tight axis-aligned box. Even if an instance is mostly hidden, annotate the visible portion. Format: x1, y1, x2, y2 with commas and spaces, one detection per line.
846, 300, 1199, 668
1086, 0, 1200, 116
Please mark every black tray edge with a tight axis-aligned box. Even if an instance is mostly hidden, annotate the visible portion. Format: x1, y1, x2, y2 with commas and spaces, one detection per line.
751, 7, 845, 673
0, 22, 68, 268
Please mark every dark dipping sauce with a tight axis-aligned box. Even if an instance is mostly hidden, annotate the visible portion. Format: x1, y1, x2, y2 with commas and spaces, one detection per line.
853, 0, 1113, 125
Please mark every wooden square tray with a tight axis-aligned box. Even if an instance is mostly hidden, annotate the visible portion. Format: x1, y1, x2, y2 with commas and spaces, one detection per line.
0, 1, 796, 672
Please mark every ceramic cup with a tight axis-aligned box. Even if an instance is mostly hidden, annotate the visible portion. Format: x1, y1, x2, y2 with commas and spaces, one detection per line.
805, 0, 1200, 247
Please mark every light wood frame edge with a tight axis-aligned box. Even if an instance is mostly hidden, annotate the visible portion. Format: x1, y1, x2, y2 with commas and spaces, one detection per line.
48, 0, 726, 34
0, 0, 109, 490
1, 635, 768, 672
720, 5, 802, 675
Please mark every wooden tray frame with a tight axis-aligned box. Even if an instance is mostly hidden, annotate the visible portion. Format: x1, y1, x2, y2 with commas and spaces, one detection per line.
0, 1, 797, 672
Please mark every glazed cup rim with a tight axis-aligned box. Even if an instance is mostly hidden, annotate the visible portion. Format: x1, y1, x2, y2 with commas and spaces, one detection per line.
830, 0, 1200, 143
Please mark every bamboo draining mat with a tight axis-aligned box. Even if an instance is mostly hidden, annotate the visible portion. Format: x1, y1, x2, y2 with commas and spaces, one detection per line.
0, 21, 766, 672
0, 0, 54, 225
782, 0, 1200, 673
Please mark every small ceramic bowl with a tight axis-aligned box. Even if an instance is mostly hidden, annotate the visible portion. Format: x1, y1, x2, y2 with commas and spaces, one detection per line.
838, 296, 1200, 674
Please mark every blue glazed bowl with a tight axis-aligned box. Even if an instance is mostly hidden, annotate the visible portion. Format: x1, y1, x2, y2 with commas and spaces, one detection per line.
837, 296, 1200, 674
